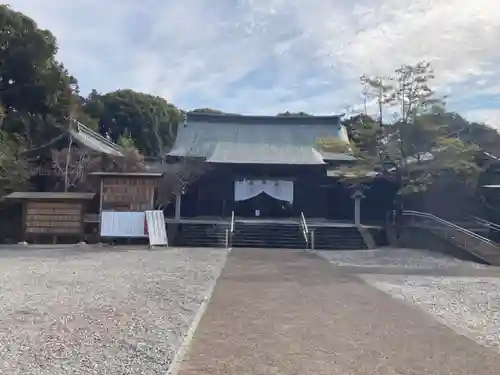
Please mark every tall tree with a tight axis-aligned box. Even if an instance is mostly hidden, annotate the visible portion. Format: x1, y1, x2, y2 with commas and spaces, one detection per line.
0, 5, 78, 147
83, 90, 181, 157
320, 62, 481, 195
0, 131, 31, 194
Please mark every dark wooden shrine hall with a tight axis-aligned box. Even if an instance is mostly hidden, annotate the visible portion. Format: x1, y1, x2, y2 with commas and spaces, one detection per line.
164, 112, 396, 224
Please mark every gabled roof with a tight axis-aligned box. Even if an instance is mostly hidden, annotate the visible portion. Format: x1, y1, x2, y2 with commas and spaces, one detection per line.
69, 121, 123, 156
168, 112, 348, 165
22, 120, 124, 158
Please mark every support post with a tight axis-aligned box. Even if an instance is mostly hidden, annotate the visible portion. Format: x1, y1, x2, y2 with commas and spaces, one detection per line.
175, 194, 181, 221
354, 197, 361, 226
351, 188, 365, 227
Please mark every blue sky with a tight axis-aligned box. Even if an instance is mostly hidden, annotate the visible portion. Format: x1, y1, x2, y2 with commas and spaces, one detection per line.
9, 0, 500, 127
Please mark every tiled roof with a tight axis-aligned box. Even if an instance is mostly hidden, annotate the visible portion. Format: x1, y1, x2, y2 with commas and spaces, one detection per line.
168, 112, 348, 165
4, 192, 95, 200
206, 142, 325, 164
69, 121, 123, 156
22, 120, 124, 158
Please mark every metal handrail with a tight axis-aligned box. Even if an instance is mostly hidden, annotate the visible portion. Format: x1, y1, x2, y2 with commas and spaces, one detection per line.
230, 210, 235, 233
300, 212, 309, 235
402, 210, 500, 263
300, 212, 309, 248
403, 210, 495, 244
469, 215, 500, 232
224, 210, 235, 249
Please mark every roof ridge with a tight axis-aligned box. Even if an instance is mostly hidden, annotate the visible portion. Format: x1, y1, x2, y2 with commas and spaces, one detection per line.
185, 112, 342, 125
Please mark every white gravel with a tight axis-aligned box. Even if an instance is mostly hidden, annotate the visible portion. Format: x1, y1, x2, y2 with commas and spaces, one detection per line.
0, 246, 228, 374
317, 247, 487, 269
361, 275, 500, 352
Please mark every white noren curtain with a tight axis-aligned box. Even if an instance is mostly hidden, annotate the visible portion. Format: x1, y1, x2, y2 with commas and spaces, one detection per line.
234, 180, 293, 203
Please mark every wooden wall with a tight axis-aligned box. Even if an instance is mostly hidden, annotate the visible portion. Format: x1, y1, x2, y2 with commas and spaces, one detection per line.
181, 164, 395, 220
101, 177, 156, 211
24, 201, 83, 235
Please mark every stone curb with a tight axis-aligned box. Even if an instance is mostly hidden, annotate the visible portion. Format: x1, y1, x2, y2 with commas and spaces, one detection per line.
166, 247, 231, 375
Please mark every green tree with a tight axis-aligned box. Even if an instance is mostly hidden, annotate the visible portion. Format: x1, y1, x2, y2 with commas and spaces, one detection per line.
0, 5, 79, 147
321, 62, 481, 195
0, 131, 31, 194
117, 130, 136, 149
83, 89, 181, 157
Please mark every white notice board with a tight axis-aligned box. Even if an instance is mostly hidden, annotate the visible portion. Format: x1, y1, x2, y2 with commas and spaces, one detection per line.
100, 211, 147, 238
145, 211, 168, 246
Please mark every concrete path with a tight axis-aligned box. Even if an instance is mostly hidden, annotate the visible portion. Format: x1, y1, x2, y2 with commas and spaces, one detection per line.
178, 249, 500, 374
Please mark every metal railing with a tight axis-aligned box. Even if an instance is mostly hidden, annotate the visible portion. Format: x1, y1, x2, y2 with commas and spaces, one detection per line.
300, 212, 309, 249
469, 215, 500, 233
402, 210, 500, 263
230, 210, 235, 233
225, 210, 235, 249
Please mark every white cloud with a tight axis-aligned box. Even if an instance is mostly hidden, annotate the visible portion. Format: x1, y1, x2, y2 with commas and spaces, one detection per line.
464, 109, 500, 129
8, 0, 500, 120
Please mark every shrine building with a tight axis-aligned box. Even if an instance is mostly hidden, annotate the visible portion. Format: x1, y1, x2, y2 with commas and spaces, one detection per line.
165, 112, 396, 249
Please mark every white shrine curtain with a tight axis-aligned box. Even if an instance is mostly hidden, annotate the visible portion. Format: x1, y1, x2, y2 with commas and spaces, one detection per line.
234, 180, 294, 203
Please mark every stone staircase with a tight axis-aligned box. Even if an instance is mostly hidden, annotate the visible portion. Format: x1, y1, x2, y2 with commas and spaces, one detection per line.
172, 220, 378, 251
310, 226, 367, 250
231, 221, 307, 249
174, 223, 228, 247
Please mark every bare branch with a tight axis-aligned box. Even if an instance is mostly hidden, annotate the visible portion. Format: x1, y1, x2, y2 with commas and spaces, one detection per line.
51, 148, 93, 190
155, 155, 209, 209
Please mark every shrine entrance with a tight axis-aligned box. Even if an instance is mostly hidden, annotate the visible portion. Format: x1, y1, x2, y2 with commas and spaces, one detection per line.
233, 180, 294, 218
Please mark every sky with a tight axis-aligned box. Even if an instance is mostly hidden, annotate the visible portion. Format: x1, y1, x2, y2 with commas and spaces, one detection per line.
9, 0, 500, 127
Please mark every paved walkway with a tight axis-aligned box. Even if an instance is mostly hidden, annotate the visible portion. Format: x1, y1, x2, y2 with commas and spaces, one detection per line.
178, 249, 500, 374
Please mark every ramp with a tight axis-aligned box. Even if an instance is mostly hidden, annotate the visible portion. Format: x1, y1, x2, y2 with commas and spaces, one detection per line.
402, 210, 500, 265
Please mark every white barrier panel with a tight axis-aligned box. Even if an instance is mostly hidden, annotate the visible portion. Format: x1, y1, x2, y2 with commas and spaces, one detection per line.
100, 211, 147, 238
145, 210, 168, 246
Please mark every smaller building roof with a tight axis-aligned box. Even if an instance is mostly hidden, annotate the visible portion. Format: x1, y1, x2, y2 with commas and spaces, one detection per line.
69, 121, 123, 156
22, 120, 124, 158
4, 192, 95, 201
89, 172, 163, 178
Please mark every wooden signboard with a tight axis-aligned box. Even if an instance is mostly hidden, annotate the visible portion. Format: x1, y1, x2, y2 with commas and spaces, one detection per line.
101, 177, 156, 211
25, 201, 83, 235
91, 173, 163, 212
90, 173, 163, 240
3, 192, 95, 243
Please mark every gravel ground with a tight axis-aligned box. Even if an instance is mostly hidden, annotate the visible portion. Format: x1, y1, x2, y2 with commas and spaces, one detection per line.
317, 247, 487, 269
361, 275, 500, 352
0, 246, 228, 375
